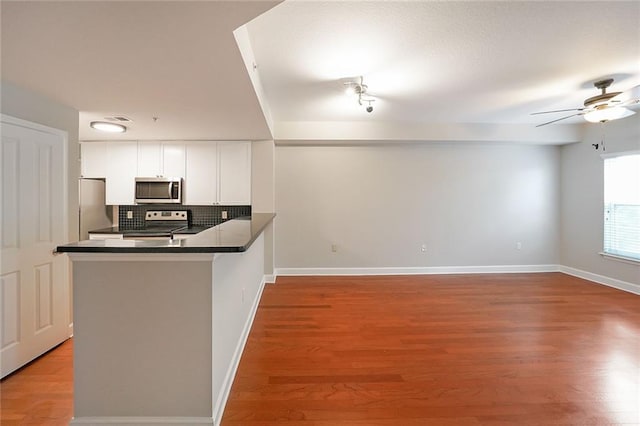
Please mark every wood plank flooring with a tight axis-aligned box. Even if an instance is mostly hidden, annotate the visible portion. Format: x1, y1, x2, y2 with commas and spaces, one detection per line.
0, 339, 73, 425
1, 273, 639, 425
222, 273, 640, 425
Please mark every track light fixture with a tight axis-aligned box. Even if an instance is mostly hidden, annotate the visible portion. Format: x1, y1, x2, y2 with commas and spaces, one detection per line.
344, 76, 375, 113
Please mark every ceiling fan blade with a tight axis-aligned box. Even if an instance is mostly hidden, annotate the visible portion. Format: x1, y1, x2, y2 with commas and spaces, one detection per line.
535, 112, 584, 127
531, 107, 585, 115
610, 85, 640, 104
614, 97, 640, 109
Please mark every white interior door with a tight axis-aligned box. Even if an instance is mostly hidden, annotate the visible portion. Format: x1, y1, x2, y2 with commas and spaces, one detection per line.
1, 115, 70, 378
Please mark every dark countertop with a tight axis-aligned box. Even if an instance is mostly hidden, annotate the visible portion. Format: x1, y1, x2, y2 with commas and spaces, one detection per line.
57, 213, 275, 254
88, 225, 212, 235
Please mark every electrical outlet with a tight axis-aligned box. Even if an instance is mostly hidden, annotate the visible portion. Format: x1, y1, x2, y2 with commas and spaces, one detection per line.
331, 244, 338, 253
421, 244, 427, 253
516, 242, 522, 250
221, 210, 228, 220
126, 211, 133, 219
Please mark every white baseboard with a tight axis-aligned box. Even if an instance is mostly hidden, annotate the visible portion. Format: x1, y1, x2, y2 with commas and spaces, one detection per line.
558, 265, 640, 295
264, 274, 277, 283
70, 417, 213, 425
274, 264, 639, 296
212, 276, 267, 426
275, 264, 559, 276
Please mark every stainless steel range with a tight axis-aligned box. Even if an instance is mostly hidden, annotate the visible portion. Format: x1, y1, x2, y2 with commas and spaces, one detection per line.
123, 210, 189, 239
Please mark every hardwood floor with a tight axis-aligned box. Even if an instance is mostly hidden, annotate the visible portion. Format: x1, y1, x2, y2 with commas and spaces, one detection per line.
1, 273, 639, 425
222, 273, 640, 425
0, 339, 73, 425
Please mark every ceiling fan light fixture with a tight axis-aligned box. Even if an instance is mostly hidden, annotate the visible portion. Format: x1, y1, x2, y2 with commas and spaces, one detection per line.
90, 121, 127, 133
533, 78, 640, 127
583, 106, 635, 123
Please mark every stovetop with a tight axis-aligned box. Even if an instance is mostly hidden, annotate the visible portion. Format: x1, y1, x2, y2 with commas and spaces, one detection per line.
89, 211, 216, 237
130, 210, 189, 236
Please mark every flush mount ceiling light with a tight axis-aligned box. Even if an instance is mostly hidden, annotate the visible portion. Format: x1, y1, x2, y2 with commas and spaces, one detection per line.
90, 121, 127, 133
343, 76, 375, 113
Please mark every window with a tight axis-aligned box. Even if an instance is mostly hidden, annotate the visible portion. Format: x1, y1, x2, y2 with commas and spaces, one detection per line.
603, 152, 640, 261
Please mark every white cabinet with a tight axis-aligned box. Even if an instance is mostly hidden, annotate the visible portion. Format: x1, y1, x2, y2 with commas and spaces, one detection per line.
105, 142, 137, 205
162, 143, 186, 178
184, 143, 218, 205
82, 141, 136, 204
218, 142, 251, 205
80, 142, 108, 178
137, 142, 162, 177
184, 142, 251, 205
137, 142, 185, 178
81, 141, 249, 206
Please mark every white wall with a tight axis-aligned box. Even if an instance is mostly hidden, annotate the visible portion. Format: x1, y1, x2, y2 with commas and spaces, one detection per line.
251, 140, 275, 276
275, 142, 560, 270
1, 81, 80, 242
251, 140, 275, 212
212, 233, 265, 423
560, 115, 640, 285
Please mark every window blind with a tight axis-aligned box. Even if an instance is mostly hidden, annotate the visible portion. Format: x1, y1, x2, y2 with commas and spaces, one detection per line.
603, 153, 640, 261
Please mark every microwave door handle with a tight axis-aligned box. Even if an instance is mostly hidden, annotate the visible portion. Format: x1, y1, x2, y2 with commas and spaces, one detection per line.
167, 182, 173, 198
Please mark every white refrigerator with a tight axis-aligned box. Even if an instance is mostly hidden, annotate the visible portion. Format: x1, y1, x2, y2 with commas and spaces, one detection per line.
79, 178, 113, 240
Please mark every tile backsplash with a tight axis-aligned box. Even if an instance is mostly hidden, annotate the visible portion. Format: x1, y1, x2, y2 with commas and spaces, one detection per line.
117, 205, 251, 229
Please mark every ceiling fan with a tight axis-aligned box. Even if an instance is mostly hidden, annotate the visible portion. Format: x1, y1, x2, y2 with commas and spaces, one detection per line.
532, 79, 640, 127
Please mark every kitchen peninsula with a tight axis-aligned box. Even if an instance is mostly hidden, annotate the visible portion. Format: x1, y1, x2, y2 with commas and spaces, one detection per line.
56, 213, 275, 426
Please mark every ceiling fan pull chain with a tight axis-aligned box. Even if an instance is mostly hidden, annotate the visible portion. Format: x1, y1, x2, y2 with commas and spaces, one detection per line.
592, 123, 607, 151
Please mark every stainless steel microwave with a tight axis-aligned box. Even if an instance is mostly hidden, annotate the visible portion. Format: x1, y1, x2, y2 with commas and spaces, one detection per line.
135, 177, 182, 204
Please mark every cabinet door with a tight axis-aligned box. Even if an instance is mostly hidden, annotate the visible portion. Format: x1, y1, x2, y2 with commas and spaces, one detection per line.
137, 142, 162, 177
218, 142, 251, 205
162, 143, 185, 178
106, 142, 137, 205
81, 142, 108, 178
184, 143, 217, 205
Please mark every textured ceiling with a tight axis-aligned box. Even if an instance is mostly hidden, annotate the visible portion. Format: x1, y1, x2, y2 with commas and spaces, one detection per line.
1, 1, 639, 143
244, 1, 640, 135
1, 1, 280, 141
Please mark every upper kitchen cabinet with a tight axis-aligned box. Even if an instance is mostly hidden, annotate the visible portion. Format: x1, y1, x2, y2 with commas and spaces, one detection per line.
184, 142, 218, 205
80, 141, 250, 206
136, 142, 161, 177
80, 142, 107, 178
184, 141, 251, 205
218, 142, 251, 205
137, 142, 185, 178
105, 142, 137, 205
